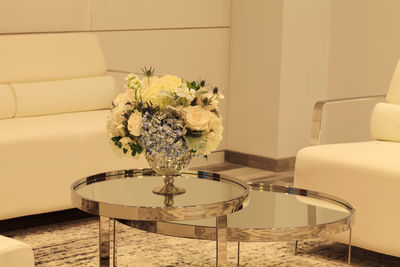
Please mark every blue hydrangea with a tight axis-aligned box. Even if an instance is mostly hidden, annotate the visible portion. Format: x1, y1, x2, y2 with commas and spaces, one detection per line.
140, 110, 188, 158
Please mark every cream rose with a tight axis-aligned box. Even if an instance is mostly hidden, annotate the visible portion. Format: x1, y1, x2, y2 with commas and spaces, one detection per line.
185, 106, 210, 131
206, 130, 223, 154
208, 112, 222, 131
127, 111, 142, 136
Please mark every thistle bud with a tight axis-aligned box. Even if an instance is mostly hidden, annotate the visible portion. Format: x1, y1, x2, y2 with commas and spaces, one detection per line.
200, 80, 206, 87
190, 97, 198, 106
213, 87, 219, 94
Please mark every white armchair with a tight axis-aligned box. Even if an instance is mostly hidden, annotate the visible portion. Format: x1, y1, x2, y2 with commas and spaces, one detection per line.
294, 60, 400, 257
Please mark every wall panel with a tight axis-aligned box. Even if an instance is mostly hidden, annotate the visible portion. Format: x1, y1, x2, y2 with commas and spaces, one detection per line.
0, 0, 91, 34
92, 0, 231, 30
227, 0, 283, 158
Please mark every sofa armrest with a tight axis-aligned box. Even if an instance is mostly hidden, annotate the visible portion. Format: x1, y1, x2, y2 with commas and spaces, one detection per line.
107, 69, 133, 74
310, 94, 386, 145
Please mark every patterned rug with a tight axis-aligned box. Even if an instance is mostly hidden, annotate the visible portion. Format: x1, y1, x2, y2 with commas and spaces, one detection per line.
4, 217, 400, 266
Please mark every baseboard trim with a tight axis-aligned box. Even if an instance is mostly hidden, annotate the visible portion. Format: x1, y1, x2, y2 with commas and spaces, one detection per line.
0, 209, 94, 233
224, 150, 295, 172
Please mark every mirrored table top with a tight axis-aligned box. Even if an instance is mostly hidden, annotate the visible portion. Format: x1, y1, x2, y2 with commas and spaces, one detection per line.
120, 182, 355, 242
71, 169, 250, 221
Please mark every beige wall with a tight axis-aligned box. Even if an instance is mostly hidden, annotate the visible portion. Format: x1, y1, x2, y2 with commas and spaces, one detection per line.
226, 0, 283, 158
277, 0, 331, 158
228, 0, 400, 159
321, 0, 400, 144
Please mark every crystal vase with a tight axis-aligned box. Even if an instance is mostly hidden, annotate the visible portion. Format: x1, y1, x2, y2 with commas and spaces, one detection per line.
141, 109, 193, 196
145, 150, 192, 195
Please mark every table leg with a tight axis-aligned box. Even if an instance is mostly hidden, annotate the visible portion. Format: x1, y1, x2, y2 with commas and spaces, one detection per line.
216, 215, 228, 267
112, 219, 117, 267
287, 240, 298, 254
348, 227, 352, 266
99, 216, 111, 267
237, 242, 240, 266
99, 217, 116, 267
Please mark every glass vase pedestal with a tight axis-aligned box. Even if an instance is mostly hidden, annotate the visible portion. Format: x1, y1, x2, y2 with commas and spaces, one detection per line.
145, 150, 193, 197
152, 175, 186, 195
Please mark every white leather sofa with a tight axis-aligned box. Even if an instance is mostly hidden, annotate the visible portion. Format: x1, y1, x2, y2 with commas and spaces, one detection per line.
0, 235, 34, 267
0, 33, 146, 220
294, 60, 400, 257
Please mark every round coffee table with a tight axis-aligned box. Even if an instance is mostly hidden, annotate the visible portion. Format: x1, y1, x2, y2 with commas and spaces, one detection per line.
119, 181, 355, 266
71, 169, 249, 267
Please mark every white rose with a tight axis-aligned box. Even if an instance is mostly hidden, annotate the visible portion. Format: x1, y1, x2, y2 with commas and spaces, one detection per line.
208, 112, 222, 131
113, 90, 134, 107
206, 130, 223, 154
127, 111, 142, 136
185, 106, 210, 131
110, 105, 126, 124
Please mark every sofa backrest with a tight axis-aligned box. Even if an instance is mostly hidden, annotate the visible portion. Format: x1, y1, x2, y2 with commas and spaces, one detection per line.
0, 33, 107, 83
370, 60, 400, 142
0, 33, 115, 119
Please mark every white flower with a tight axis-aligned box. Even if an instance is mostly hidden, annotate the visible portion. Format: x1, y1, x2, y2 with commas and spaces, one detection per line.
185, 106, 210, 131
127, 111, 142, 136
119, 137, 132, 150
125, 73, 136, 80
113, 90, 135, 108
205, 130, 223, 154
176, 85, 196, 102
208, 112, 222, 132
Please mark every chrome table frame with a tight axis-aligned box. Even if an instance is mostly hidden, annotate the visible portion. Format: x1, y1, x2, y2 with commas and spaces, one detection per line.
119, 182, 355, 266
71, 169, 249, 267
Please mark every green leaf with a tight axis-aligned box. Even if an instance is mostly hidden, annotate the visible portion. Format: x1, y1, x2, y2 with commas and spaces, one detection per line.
186, 129, 203, 138
111, 136, 122, 142
131, 150, 136, 156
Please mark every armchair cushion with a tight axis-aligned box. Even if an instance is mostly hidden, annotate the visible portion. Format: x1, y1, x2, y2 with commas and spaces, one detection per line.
0, 84, 15, 119
12, 76, 115, 117
0, 33, 107, 83
370, 102, 400, 142
294, 140, 400, 257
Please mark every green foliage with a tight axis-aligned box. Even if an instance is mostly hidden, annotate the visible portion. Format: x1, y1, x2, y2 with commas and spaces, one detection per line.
186, 128, 203, 138
186, 80, 201, 91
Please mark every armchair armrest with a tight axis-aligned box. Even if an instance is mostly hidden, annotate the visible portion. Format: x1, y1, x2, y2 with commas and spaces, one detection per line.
310, 94, 386, 145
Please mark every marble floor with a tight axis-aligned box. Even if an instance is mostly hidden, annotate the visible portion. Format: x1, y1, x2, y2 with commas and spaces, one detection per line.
193, 162, 294, 185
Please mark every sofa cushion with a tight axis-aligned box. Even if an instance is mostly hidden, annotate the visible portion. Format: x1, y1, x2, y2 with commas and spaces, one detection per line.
0, 84, 15, 119
294, 141, 400, 257
0, 235, 34, 267
12, 76, 116, 117
370, 102, 400, 142
0, 33, 106, 83
0, 110, 147, 219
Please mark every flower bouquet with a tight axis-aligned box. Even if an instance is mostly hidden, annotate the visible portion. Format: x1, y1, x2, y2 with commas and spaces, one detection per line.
107, 68, 223, 195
